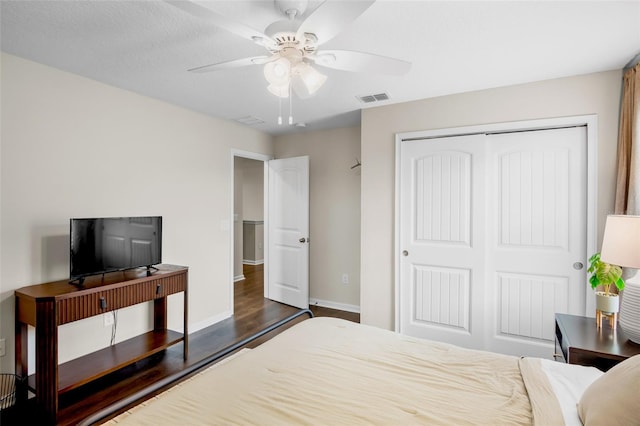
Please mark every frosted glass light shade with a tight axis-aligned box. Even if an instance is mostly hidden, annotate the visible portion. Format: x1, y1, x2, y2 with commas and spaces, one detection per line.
267, 83, 289, 98
295, 62, 327, 95
264, 58, 291, 86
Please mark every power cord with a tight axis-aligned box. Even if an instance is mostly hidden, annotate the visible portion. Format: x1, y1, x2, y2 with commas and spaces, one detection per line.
110, 310, 118, 346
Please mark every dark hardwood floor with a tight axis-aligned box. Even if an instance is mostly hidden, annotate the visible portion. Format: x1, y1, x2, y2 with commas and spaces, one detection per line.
1, 264, 359, 425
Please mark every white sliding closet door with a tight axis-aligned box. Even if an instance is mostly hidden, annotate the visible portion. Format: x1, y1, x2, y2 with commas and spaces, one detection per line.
398, 134, 487, 349
486, 127, 587, 356
398, 126, 587, 357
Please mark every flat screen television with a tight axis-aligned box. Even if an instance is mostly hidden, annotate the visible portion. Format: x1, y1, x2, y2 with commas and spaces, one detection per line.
70, 216, 162, 284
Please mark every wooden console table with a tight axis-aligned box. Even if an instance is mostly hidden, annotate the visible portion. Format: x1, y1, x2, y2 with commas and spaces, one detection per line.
14, 264, 188, 422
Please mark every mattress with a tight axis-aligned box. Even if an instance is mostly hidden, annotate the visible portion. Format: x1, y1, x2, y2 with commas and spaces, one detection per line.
107, 317, 601, 425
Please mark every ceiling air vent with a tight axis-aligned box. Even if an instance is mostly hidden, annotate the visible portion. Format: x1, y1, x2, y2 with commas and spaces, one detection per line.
234, 116, 265, 126
356, 93, 390, 104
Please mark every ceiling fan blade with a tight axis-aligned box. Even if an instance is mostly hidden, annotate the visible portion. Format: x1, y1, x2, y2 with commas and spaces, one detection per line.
166, 1, 275, 48
188, 56, 272, 73
312, 50, 411, 75
295, 0, 375, 46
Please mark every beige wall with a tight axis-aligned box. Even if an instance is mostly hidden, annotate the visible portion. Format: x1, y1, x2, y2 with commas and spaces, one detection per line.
234, 157, 264, 269
360, 70, 624, 330
0, 53, 273, 372
242, 222, 264, 263
241, 159, 264, 221
275, 127, 361, 310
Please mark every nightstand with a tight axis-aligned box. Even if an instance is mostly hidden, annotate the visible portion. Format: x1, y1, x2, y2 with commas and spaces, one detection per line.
555, 313, 640, 371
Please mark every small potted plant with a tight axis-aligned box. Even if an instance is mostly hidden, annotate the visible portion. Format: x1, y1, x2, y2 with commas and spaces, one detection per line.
588, 252, 625, 314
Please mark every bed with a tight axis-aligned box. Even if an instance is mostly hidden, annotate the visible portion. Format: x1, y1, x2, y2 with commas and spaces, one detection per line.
83, 314, 639, 425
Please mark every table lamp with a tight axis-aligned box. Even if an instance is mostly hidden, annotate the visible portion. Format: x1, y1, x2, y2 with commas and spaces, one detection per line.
600, 215, 640, 343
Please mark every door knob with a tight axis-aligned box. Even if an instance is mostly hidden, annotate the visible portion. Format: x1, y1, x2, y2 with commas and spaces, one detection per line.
299, 237, 308, 243
402, 250, 409, 256
573, 262, 584, 270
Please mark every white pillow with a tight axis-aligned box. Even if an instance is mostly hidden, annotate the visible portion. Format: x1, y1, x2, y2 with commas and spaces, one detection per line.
539, 359, 602, 426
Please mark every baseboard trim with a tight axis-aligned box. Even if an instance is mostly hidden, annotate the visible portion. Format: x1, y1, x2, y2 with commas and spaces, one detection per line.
309, 298, 360, 314
242, 259, 264, 265
189, 310, 232, 334
233, 274, 245, 282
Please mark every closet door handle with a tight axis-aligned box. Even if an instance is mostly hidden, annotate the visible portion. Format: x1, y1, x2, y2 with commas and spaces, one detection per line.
299, 237, 308, 243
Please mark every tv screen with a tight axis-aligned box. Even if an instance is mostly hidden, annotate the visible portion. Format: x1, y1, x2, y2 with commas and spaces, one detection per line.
70, 216, 162, 283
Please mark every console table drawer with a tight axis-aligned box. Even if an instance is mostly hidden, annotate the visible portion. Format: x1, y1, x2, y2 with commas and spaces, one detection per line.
152, 273, 187, 297
57, 274, 186, 324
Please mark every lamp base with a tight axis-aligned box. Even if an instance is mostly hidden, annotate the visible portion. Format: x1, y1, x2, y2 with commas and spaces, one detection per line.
619, 270, 640, 344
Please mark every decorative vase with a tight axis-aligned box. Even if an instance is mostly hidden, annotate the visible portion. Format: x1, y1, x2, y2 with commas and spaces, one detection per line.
619, 280, 640, 344
595, 291, 620, 313
595, 291, 619, 329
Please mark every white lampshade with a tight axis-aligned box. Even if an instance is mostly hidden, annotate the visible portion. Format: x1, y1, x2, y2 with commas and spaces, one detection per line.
600, 214, 640, 343
600, 215, 640, 268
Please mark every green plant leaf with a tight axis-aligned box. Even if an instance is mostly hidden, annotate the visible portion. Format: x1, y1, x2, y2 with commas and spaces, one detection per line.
589, 275, 599, 289
587, 252, 625, 293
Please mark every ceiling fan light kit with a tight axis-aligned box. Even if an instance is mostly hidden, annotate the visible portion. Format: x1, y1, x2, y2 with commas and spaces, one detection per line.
169, 0, 410, 125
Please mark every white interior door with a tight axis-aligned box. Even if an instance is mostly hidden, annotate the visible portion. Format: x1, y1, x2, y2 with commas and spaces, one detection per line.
266, 156, 310, 309
398, 126, 587, 357
486, 127, 587, 357
398, 134, 487, 349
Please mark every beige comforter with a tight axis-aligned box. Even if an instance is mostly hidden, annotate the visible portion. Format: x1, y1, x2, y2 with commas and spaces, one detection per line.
109, 317, 563, 425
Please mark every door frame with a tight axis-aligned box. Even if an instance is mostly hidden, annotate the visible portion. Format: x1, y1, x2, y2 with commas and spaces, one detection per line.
394, 115, 598, 332
230, 149, 273, 315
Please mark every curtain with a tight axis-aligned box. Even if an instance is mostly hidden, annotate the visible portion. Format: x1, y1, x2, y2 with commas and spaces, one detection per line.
614, 62, 640, 215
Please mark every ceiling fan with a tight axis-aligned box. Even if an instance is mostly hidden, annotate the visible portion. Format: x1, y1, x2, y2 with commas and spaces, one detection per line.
167, 0, 411, 100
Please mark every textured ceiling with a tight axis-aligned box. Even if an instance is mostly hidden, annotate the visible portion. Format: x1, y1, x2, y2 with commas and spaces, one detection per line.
2, 0, 639, 135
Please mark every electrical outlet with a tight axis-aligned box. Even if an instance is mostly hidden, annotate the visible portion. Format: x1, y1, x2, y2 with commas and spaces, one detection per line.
0, 338, 5, 357
104, 312, 114, 327
341, 273, 349, 285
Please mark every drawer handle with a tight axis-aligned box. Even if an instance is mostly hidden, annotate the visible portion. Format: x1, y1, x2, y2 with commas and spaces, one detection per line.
553, 353, 564, 359
156, 284, 161, 295
100, 297, 107, 310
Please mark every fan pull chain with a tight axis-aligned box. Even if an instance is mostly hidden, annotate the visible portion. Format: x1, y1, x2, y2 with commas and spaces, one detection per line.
277, 94, 283, 125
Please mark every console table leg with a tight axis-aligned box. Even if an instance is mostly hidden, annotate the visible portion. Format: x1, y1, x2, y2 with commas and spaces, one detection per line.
153, 298, 167, 330
14, 321, 28, 403
183, 284, 188, 360
36, 300, 58, 422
